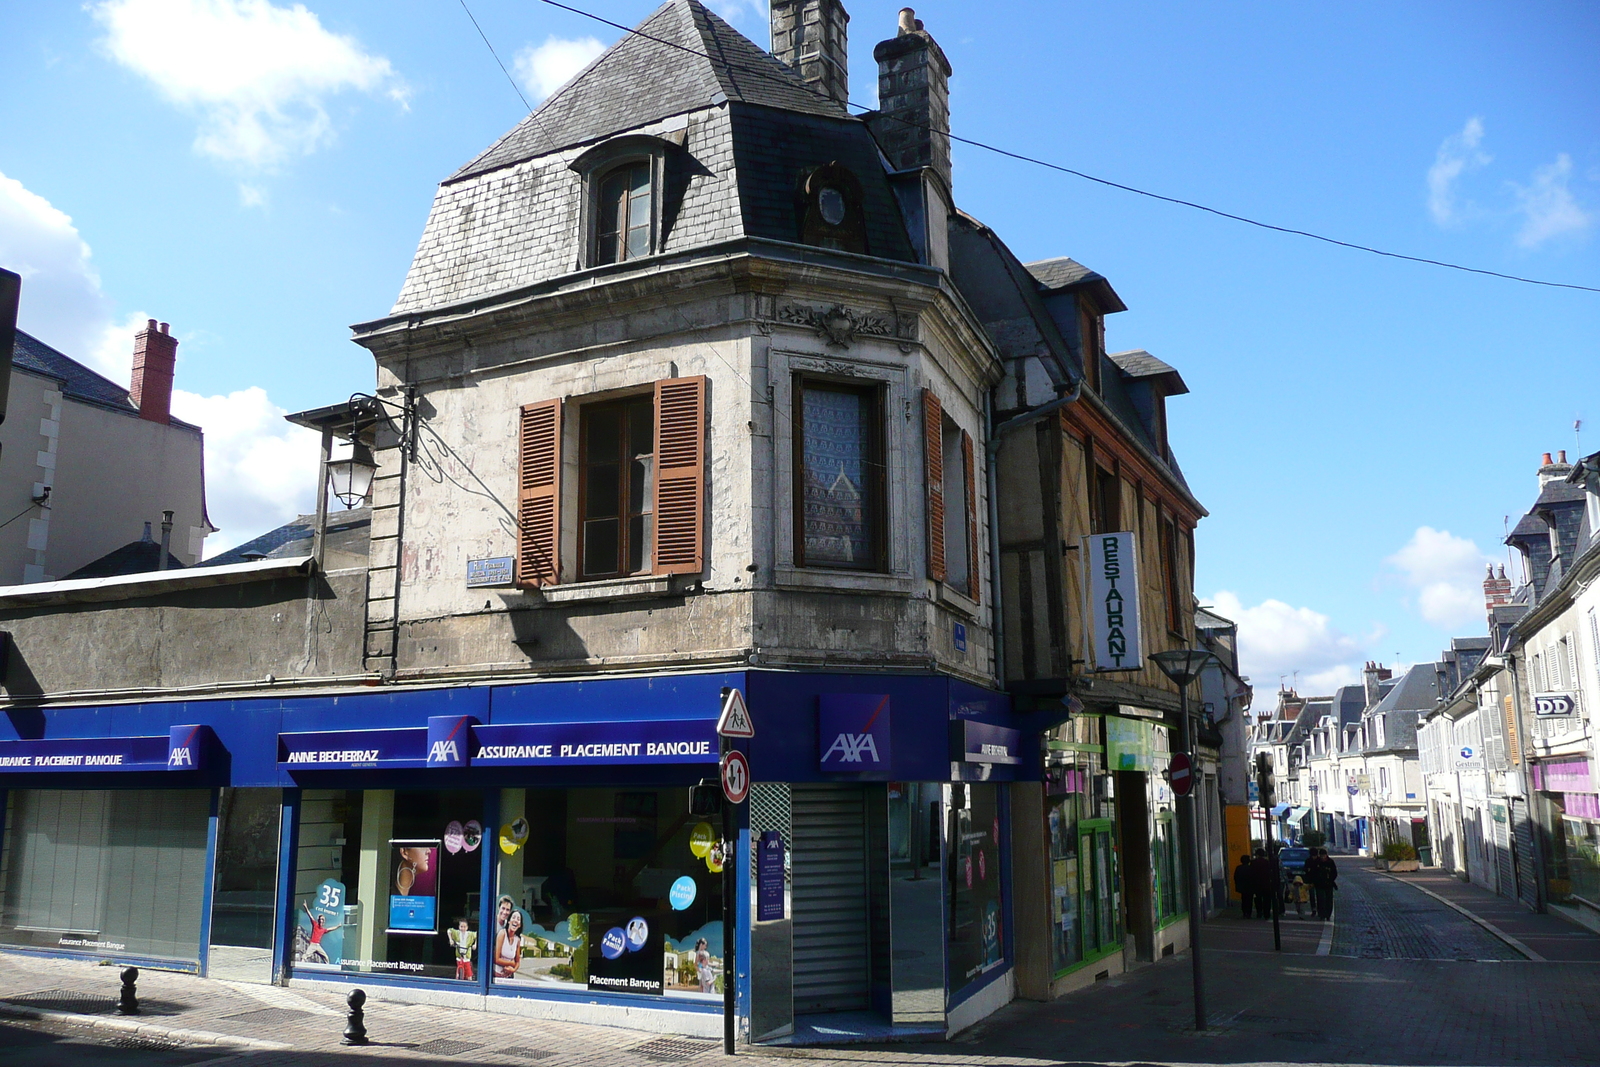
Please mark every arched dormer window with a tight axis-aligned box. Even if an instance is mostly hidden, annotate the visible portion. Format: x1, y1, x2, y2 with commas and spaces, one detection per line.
570, 132, 681, 268
797, 162, 867, 255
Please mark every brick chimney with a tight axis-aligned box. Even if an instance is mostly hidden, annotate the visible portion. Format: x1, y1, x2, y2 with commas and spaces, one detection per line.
1483, 563, 1513, 613
1538, 449, 1573, 489
1362, 661, 1391, 708
771, 0, 850, 107
130, 319, 177, 424
870, 8, 953, 192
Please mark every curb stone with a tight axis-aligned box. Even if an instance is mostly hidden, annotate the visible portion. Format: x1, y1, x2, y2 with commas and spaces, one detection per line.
0, 1000, 292, 1050
1380, 872, 1545, 961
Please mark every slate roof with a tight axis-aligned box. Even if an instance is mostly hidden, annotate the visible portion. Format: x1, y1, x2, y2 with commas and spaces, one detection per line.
65, 535, 186, 579
1023, 256, 1128, 313
1195, 606, 1235, 632
1107, 349, 1189, 395
450, 0, 843, 184
201, 508, 370, 567
1331, 685, 1365, 727
11, 328, 202, 431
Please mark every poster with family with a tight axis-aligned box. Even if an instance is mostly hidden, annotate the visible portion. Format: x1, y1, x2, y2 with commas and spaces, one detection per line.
490, 894, 587, 987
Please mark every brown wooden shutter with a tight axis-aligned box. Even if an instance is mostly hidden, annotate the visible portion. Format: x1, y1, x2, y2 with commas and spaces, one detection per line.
924, 388, 946, 582
517, 399, 562, 587
653, 375, 707, 575
962, 429, 980, 604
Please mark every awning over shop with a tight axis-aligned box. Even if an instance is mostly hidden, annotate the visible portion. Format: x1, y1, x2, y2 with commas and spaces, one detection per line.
0, 725, 216, 774
1271, 802, 1292, 817
1289, 807, 1312, 823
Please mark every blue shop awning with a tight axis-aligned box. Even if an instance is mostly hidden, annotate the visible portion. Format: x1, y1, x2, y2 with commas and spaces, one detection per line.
1289, 807, 1312, 823
1271, 802, 1292, 817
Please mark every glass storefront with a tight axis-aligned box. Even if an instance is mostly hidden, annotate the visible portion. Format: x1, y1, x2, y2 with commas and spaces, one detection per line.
208, 788, 282, 982
1543, 795, 1600, 911
1043, 716, 1120, 977
1150, 728, 1184, 926
492, 787, 723, 1000
947, 782, 1005, 994
0, 789, 210, 962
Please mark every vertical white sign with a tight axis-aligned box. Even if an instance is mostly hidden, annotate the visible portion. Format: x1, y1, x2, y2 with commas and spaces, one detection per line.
1084, 532, 1142, 671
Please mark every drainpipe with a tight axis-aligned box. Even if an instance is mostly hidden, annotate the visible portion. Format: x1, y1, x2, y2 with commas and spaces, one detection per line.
1504, 652, 1548, 912
985, 379, 1083, 686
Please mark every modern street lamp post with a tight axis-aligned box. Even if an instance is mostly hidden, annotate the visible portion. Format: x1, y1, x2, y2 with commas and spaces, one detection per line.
1150, 648, 1216, 1032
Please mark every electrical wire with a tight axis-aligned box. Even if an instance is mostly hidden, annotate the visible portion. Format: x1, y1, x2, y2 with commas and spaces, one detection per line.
0, 500, 42, 532
530, 0, 1600, 296
457, 0, 533, 112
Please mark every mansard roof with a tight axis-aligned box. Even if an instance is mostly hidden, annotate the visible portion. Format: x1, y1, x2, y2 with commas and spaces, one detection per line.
451, 0, 843, 184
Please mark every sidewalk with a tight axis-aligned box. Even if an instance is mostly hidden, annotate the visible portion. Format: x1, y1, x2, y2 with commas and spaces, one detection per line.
1384, 865, 1600, 961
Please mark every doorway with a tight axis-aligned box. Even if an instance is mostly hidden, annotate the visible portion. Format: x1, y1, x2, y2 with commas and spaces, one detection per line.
1115, 771, 1152, 961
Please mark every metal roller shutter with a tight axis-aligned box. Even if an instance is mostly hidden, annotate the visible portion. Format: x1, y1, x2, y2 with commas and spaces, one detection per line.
790, 784, 869, 1014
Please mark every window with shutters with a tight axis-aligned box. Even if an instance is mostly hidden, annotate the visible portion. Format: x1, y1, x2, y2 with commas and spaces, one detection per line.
922, 389, 979, 601
516, 377, 705, 587
1160, 514, 1185, 635
794, 377, 885, 570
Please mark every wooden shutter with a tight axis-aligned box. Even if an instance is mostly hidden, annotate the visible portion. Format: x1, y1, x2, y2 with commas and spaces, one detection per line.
962, 429, 979, 604
924, 388, 946, 582
653, 375, 707, 575
517, 399, 562, 587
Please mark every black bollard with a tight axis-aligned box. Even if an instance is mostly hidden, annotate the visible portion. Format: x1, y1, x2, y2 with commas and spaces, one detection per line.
118, 967, 139, 1016
342, 988, 368, 1046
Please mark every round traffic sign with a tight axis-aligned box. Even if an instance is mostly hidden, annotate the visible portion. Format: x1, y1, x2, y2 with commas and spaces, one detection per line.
720, 749, 750, 804
1169, 752, 1193, 796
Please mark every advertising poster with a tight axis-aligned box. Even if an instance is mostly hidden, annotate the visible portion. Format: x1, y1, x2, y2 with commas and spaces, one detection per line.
757, 831, 785, 921
662, 920, 723, 997
587, 910, 665, 996
293, 878, 347, 970
387, 839, 440, 934
492, 894, 588, 987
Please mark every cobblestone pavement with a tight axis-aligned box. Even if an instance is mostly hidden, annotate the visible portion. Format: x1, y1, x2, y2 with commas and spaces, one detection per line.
1331, 864, 1522, 960
4, 868, 1599, 1067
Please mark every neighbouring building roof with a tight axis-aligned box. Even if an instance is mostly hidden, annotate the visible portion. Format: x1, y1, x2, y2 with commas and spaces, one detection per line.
1023, 256, 1128, 313
65, 535, 186, 579
201, 508, 371, 569
450, 0, 844, 184
1107, 349, 1189, 395
11, 328, 202, 431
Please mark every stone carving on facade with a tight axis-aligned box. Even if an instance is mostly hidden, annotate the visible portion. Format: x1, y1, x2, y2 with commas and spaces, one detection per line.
777, 302, 917, 352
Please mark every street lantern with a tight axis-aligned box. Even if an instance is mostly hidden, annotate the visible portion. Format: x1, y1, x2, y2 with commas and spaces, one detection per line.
326, 441, 377, 509
1149, 646, 1217, 1031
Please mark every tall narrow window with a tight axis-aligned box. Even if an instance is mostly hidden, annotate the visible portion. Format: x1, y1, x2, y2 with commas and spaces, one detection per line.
596, 162, 652, 265
794, 379, 884, 569
1161, 515, 1184, 634
579, 395, 654, 579
1091, 464, 1120, 534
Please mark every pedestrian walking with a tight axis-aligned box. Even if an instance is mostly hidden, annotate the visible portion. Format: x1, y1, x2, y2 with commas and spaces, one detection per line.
1234, 854, 1255, 919
1249, 847, 1278, 920
1309, 847, 1338, 920
1290, 874, 1310, 918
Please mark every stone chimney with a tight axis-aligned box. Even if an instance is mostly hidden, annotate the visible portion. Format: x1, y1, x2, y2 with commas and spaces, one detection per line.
130, 319, 177, 425
771, 0, 850, 107
871, 8, 953, 191
1362, 661, 1392, 708
1538, 449, 1573, 489
1483, 563, 1513, 613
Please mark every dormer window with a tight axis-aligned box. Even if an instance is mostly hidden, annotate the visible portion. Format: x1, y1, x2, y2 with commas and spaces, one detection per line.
570, 132, 682, 270
798, 162, 867, 254
596, 162, 652, 265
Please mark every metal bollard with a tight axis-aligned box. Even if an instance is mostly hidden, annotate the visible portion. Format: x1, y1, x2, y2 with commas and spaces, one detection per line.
342, 988, 368, 1046
118, 967, 139, 1016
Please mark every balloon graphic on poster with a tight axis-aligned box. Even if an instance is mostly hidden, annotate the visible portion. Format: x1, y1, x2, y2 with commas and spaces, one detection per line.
669, 876, 697, 911
499, 817, 529, 855
444, 821, 465, 854
705, 840, 724, 873
462, 820, 482, 852
626, 916, 649, 952
600, 926, 627, 960
689, 822, 716, 858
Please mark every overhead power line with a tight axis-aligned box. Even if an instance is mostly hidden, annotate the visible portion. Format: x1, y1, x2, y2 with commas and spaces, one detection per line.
457, 0, 533, 112
509, 0, 1600, 296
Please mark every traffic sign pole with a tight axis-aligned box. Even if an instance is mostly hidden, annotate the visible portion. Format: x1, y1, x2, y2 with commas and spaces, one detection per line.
717, 689, 745, 1056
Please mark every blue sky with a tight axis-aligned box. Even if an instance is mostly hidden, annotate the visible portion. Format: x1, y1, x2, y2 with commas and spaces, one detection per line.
2, 1, 1597, 692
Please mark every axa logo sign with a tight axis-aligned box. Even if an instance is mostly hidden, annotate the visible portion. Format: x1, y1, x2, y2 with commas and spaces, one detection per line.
819, 695, 891, 771
166, 725, 207, 771
426, 715, 476, 768
168, 746, 194, 768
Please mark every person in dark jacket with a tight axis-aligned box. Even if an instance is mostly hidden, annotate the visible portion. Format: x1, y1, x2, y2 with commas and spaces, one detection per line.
1249, 848, 1278, 919
1233, 854, 1255, 918
1308, 848, 1338, 919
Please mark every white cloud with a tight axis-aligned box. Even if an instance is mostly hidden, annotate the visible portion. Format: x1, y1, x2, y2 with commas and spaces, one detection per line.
1427, 117, 1490, 226
1512, 153, 1594, 248
705, 0, 764, 23
92, 0, 405, 171
513, 35, 606, 103
0, 169, 318, 554
1385, 526, 1494, 631
171, 387, 319, 553
1209, 591, 1370, 694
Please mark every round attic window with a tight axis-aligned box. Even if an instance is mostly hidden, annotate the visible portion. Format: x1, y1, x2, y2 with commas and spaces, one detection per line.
818, 187, 847, 226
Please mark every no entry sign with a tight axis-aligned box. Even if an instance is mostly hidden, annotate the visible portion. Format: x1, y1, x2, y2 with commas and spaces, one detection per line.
1169, 752, 1193, 796
720, 749, 750, 805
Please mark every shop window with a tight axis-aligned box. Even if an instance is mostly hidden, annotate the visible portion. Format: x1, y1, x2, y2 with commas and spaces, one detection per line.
517, 377, 706, 586
491, 787, 724, 1000
0, 789, 209, 962
288, 789, 485, 982
947, 782, 1006, 993
1043, 733, 1119, 977
794, 377, 886, 569
208, 788, 282, 982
